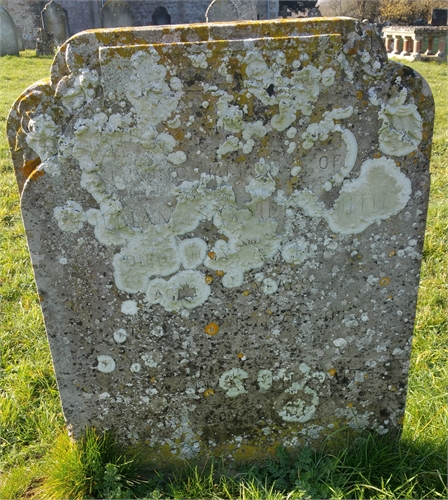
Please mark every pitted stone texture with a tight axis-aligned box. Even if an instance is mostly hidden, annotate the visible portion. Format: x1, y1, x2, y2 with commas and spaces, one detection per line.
8, 19, 433, 465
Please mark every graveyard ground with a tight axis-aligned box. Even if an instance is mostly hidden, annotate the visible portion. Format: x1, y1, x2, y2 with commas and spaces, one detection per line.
0, 52, 447, 499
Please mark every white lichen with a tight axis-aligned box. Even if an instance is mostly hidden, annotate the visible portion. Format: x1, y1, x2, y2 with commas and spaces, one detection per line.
97, 355, 116, 373
219, 368, 249, 397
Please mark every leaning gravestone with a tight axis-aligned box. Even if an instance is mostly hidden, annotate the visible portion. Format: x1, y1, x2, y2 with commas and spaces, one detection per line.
8, 18, 433, 465
41, 0, 70, 46
101, 0, 134, 28
0, 6, 20, 56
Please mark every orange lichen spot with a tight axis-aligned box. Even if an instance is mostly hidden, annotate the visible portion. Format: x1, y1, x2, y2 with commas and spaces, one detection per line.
29, 168, 45, 181
347, 402, 353, 408
373, 151, 382, 159
389, 385, 397, 392
388, 250, 396, 257
237, 352, 245, 359
205, 322, 219, 336
356, 90, 363, 100
205, 275, 213, 284
203, 388, 215, 397
236, 155, 247, 163
242, 290, 250, 296
267, 310, 272, 315
215, 270, 225, 277
357, 254, 362, 259
380, 277, 390, 286
208, 251, 217, 260
328, 368, 337, 377
150, 377, 156, 383
387, 295, 393, 300
20, 157, 41, 180
361, 100, 368, 107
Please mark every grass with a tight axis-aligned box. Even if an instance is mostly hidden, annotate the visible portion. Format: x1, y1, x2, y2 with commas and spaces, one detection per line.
0, 51, 447, 499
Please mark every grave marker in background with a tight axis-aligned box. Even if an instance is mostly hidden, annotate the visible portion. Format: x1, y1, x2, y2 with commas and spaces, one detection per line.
8, 19, 433, 465
42, 0, 70, 46
0, 6, 20, 56
101, 0, 134, 28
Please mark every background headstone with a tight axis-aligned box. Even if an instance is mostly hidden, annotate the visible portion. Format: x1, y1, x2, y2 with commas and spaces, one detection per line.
101, 0, 134, 28
8, 19, 433, 465
206, 0, 258, 22
0, 6, 20, 56
41, 1, 70, 46
206, 0, 239, 22
35, 28, 55, 56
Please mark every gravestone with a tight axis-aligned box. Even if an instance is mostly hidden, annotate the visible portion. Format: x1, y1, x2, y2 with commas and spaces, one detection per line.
35, 28, 55, 56
8, 18, 433, 465
206, 0, 257, 22
101, 0, 134, 28
206, 0, 239, 22
41, 0, 70, 46
0, 6, 20, 56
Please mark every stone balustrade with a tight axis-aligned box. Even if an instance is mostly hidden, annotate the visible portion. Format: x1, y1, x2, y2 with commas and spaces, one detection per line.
382, 25, 447, 62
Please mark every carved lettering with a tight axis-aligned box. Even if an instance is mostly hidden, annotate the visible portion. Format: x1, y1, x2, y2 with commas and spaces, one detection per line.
319, 156, 328, 169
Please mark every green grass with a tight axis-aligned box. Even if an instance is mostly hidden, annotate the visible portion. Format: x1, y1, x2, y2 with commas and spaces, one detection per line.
0, 52, 447, 499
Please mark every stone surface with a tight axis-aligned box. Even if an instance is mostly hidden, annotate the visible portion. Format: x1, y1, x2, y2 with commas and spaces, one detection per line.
41, 0, 70, 46
35, 27, 54, 56
101, 0, 134, 28
0, 5, 19, 56
8, 19, 433, 465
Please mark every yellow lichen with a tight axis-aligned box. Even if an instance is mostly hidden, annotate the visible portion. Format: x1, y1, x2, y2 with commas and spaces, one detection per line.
208, 251, 217, 260
380, 277, 390, 286
205, 275, 214, 284
237, 352, 245, 359
215, 270, 225, 277
388, 250, 396, 257
204, 388, 215, 397
205, 322, 219, 336
242, 290, 250, 296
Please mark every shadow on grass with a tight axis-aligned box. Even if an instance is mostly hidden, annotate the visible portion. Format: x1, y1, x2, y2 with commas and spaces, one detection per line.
3, 427, 445, 499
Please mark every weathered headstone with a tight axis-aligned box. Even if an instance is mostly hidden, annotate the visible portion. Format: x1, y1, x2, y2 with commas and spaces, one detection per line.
0, 6, 20, 56
206, 0, 257, 22
8, 19, 433, 465
41, 0, 70, 46
35, 28, 55, 56
206, 0, 239, 22
101, 0, 134, 28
